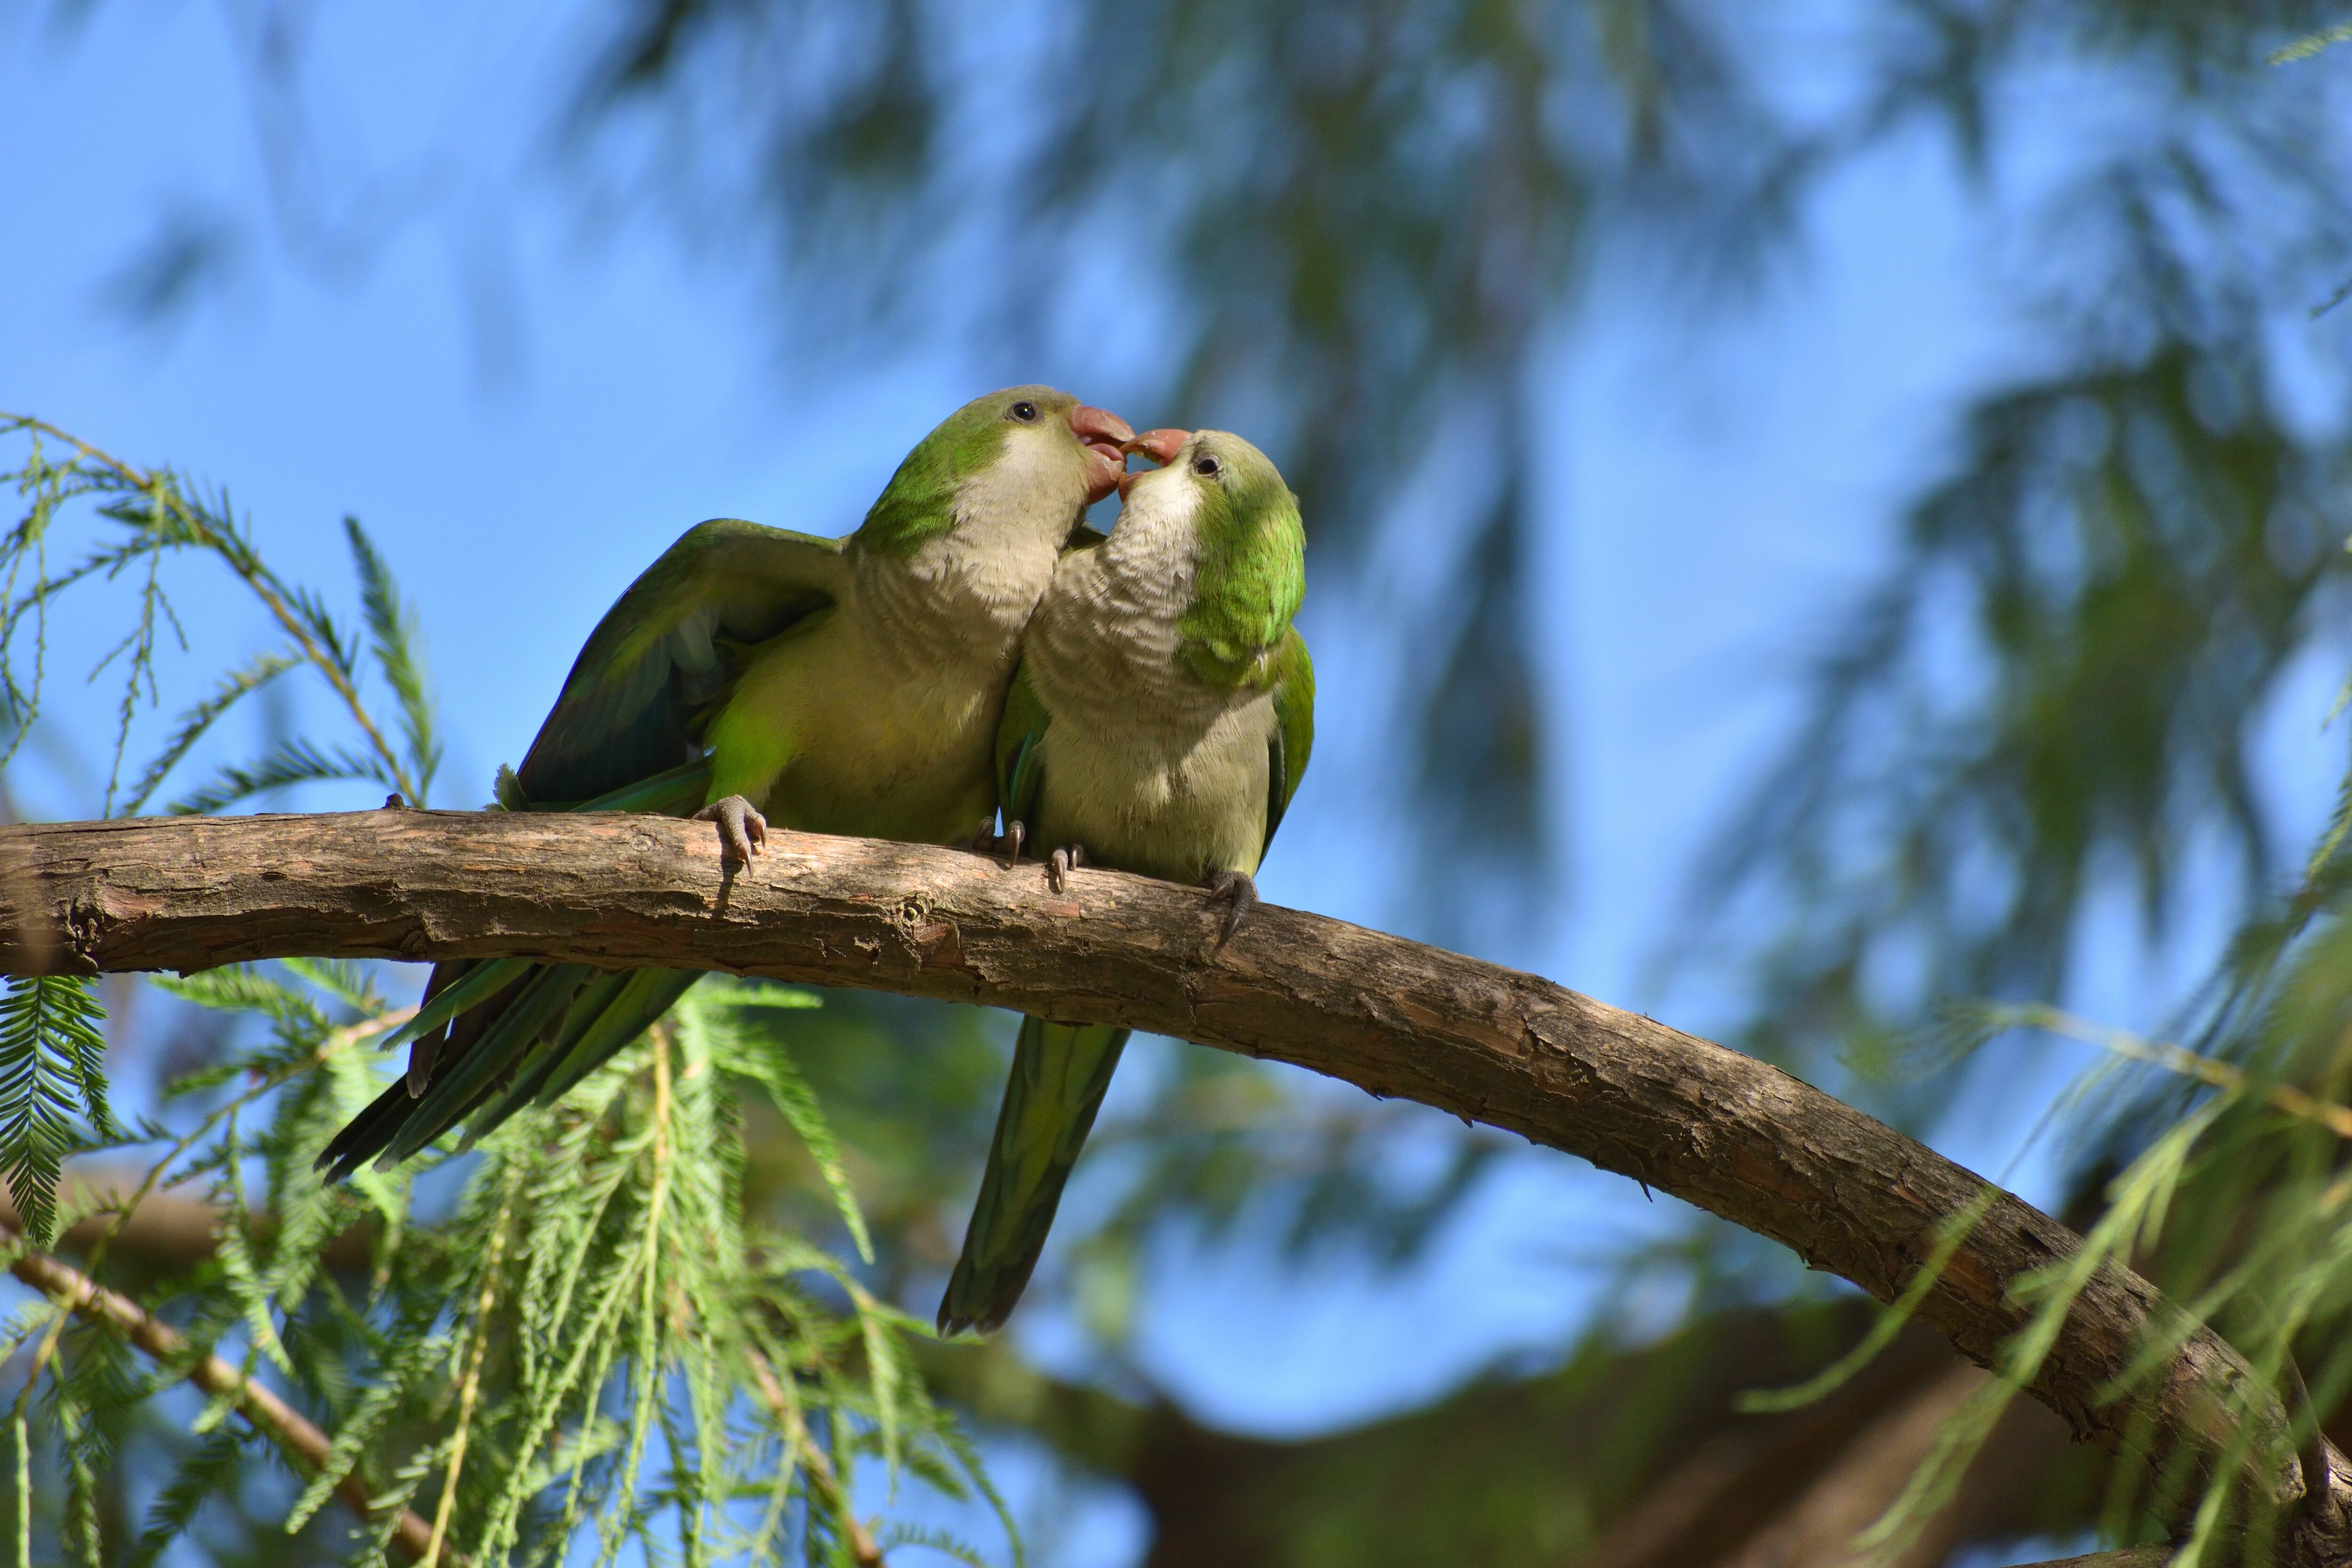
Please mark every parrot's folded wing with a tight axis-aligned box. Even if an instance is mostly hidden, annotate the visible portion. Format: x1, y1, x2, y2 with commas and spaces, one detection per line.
515, 518, 848, 808
993, 662, 1054, 832
1262, 626, 1316, 858
317, 521, 848, 1184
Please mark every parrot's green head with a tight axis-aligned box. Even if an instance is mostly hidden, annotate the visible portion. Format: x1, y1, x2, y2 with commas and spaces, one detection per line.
1118, 428, 1305, 689
854, 385, 1132, 559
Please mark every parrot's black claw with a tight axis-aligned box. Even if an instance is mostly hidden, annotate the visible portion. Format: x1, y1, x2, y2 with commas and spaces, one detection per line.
1048, 843, 1086, 893
1205, 869, 1257, 947
971, 817, 1027, 868
694, 795, 768, 869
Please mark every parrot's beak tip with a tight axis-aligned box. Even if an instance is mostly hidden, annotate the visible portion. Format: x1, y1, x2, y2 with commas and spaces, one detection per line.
1120, 429, 1191, 468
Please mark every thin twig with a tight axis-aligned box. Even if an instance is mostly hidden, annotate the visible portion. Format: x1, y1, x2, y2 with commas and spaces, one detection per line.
423, 1180, 513, 1568
745, 1346, 883, 1568
1, 1225, 446, 1562
4, 1006, 413, 1433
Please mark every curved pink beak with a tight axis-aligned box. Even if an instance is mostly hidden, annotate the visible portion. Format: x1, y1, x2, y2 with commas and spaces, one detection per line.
1123, 428, 1189, 465
1116, 428, 1190, 498
1071, 404, 1135, 504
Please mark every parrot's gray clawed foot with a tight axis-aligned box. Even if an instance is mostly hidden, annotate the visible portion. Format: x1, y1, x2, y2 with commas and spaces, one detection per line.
694, 795, 768, 868
1048, 843, 1085, 893
1206, 869, 1257, 947
972, 815, 998, 853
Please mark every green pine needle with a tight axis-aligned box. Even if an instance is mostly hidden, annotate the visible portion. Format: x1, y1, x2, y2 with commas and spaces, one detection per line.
116, 648, 300, 817
344, 516, 441, 803
2268, 20, 2352, 64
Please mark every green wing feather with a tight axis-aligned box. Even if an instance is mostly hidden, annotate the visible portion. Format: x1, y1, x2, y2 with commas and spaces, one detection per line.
516, 518, 846, 807
1262, 626, 1316, 856
322, 522, 844, 1183
993, 662, 1053, 834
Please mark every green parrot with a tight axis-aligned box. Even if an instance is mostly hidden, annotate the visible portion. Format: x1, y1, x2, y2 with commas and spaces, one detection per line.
319, 386, 1134, 1181
938, 427, 1314, 1335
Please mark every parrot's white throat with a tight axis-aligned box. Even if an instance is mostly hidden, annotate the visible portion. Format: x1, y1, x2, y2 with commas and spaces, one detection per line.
853, 422, 1084, 672
1100, 463, 1204, 617
1023, 465, 1227, 744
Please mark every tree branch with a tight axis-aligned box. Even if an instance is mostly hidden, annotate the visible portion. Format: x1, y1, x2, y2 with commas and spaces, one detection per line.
3, 1223, 442, 1561
2, 808, 2340, 1545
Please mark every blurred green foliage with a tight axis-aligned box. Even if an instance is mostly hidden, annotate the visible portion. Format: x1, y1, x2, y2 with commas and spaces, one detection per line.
547, 1, 2352, 1557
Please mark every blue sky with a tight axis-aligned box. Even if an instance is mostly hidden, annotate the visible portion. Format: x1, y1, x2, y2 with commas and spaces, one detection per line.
10, 6, 2351, 1562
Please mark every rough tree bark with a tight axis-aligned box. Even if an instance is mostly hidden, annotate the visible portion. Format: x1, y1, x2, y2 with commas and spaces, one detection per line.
3, 808, 2346, 1560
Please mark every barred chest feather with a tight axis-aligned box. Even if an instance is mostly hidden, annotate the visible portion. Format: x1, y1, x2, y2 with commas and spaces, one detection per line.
1023, 474, 1233, 748
850, 484, 1070, 677
1018, 478, 1275, 883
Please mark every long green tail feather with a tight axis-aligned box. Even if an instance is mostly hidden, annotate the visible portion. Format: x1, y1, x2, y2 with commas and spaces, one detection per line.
380, 963, 595, 1165
315, 1078, 415, 1183
449, 970, 631, 1147
320, 968, 701, 1179
317, 960, 534, 1179
532, 969, 702, 1109
324, 750, 719, 1180
378, 956, 534, 1055
456, 969, 701, 1147
938, 1017, 1130, 1336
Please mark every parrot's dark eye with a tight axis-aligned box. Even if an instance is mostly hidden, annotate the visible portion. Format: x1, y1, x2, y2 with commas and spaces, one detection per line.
1193, 455, 1221, 477
1009, 400, 1040, 422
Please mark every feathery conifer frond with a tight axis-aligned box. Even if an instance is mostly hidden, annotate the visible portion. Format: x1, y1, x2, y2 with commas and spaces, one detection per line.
7, 961, 993, 1566
116, 649, 301, 817
0, 977, 112, 1249
0, 418, 1000, 1565
123, 1427, 246, 1568
691, 985, 875, 1265
0, 415, 432, 811
344, 515, 441, 803
166, 735, 398, 816
1766, 692, 2352, 1559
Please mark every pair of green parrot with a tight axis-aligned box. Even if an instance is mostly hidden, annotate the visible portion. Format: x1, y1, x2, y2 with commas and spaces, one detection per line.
318, 385, 1314, 1336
